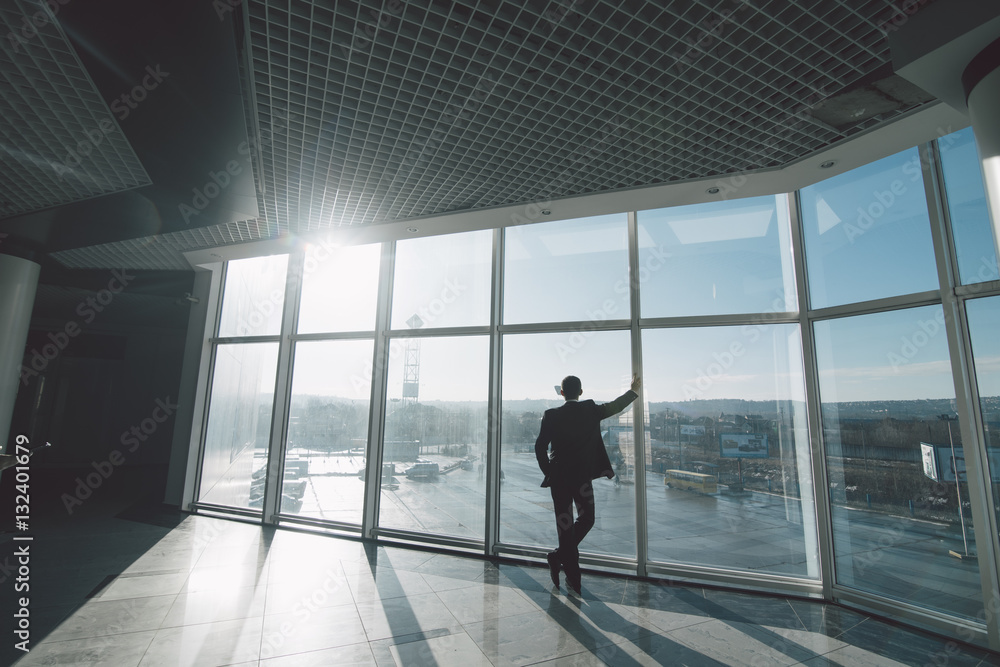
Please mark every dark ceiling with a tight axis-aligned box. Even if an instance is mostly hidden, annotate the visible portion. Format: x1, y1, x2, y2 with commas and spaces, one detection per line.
0, 0, 939, 271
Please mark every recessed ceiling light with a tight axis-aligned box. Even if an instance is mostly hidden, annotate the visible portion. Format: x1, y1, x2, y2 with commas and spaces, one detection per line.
820, 160, 837, 169
706, 187, 720, 194
541, 209, 551, 215
406, 226, 418, 232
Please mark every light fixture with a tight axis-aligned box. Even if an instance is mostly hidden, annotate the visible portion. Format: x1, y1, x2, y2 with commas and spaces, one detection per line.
541, 209, 551, 215
706, 186, 720, 194
406, 226, 418, 232
820, 160, 837, 169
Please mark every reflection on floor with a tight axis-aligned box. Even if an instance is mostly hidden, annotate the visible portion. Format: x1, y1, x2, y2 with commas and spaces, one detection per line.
2, 478, 998, 666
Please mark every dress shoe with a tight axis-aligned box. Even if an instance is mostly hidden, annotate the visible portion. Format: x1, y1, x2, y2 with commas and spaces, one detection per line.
546, 551, 561, 587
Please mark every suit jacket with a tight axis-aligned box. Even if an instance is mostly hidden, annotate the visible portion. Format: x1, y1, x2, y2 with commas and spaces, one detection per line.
534, 390, 638, 488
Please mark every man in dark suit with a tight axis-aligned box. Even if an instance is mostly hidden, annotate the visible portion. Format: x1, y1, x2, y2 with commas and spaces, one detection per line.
535, 373, 641, 593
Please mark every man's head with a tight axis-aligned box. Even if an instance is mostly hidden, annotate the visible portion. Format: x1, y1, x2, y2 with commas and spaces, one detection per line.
561, 375, 582, 400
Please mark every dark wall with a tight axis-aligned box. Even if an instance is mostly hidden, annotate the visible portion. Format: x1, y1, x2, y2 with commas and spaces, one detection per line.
4, 266, 195, 510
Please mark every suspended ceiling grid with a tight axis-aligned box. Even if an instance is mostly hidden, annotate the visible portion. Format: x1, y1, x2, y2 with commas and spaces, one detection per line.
0, 0, 151, 220
36, 0, 939, 269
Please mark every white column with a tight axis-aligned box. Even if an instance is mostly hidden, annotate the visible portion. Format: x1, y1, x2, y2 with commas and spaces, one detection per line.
0, 253, 40, 453
966, 46, 1000, 269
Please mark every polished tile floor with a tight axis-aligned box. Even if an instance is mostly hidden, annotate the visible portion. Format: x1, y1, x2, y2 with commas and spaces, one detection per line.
2, 482, 999, 666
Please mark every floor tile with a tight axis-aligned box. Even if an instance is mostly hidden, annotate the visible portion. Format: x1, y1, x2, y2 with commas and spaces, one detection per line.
356, 590, 464, 641
137, 617, 264, 667
389, 631, 493, 666
259, 641, 378, 666
259, 602, 368, 659
46, 594, 176, 641
12, 630, 156, 667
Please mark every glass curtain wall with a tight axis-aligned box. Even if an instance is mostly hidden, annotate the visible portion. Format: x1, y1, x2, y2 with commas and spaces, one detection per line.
282, 242, 381, 524
197, 254, 287, 509
193, 127, 1000, 642
500, 214, 635, 558
379, 230, 493, 541
801, 133, 996, 622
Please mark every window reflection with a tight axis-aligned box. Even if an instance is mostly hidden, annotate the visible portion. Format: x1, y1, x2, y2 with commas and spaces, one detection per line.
499, 330, 636, 558
939, 127, 999, 285
504, 214, 629, 325
965, 297, 1000, 548
814, 307, 984, 619
282, 339, 374, 523
298, 243, 380, 334
637, 195, 797, 317
391, 230, 492, 329
641, 324, 816, 577
379, 335, 489, 540
218, 255, 288, 337
800, 149, 938, 309
198, 342, 279, 510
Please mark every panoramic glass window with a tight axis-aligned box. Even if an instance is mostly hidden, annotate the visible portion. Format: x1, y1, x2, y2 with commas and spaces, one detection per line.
504, 214, 629, 325
198, 342, 279, 509
641, 324, 817, 577
814, 307, 984, 620
637, 195, 797, 317
298, 242, 380, 334
938, 127, 999, 286
281, 339, 374, 523
379, 335, 489, 540
799, 149, 938, 309
218, 254, 288, 337
964, 296, 1000, 550
499, 330, 636, 558
391, 230, 492, 330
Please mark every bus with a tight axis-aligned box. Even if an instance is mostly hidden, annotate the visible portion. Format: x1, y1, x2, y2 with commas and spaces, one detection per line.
664, 469, 717, 494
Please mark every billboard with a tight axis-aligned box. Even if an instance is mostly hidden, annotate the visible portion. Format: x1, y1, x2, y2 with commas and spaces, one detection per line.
920, 442, 1000, 483
719, 433, 768, 459
680, 425, 705, 436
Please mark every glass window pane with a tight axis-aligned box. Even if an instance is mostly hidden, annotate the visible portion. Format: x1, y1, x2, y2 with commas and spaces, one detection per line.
198, 342, 279, 510
500, 330, 636, 558
641, 324, 817, 577
965, 296, 1000, 557
218, 255, 288, 336
814, 307, 984, 620
282, 339, 374, 523
504, 214, 629, 325
637, 195, 797, 317
391, 230, 492, 329
298, 243, 380, 333
939, 127, 999, 285
800, 149, 938, 309
379, 335, 489, 540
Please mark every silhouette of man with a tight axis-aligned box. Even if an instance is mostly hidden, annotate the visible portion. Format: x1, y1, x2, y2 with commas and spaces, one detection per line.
535, 374, 641, 593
